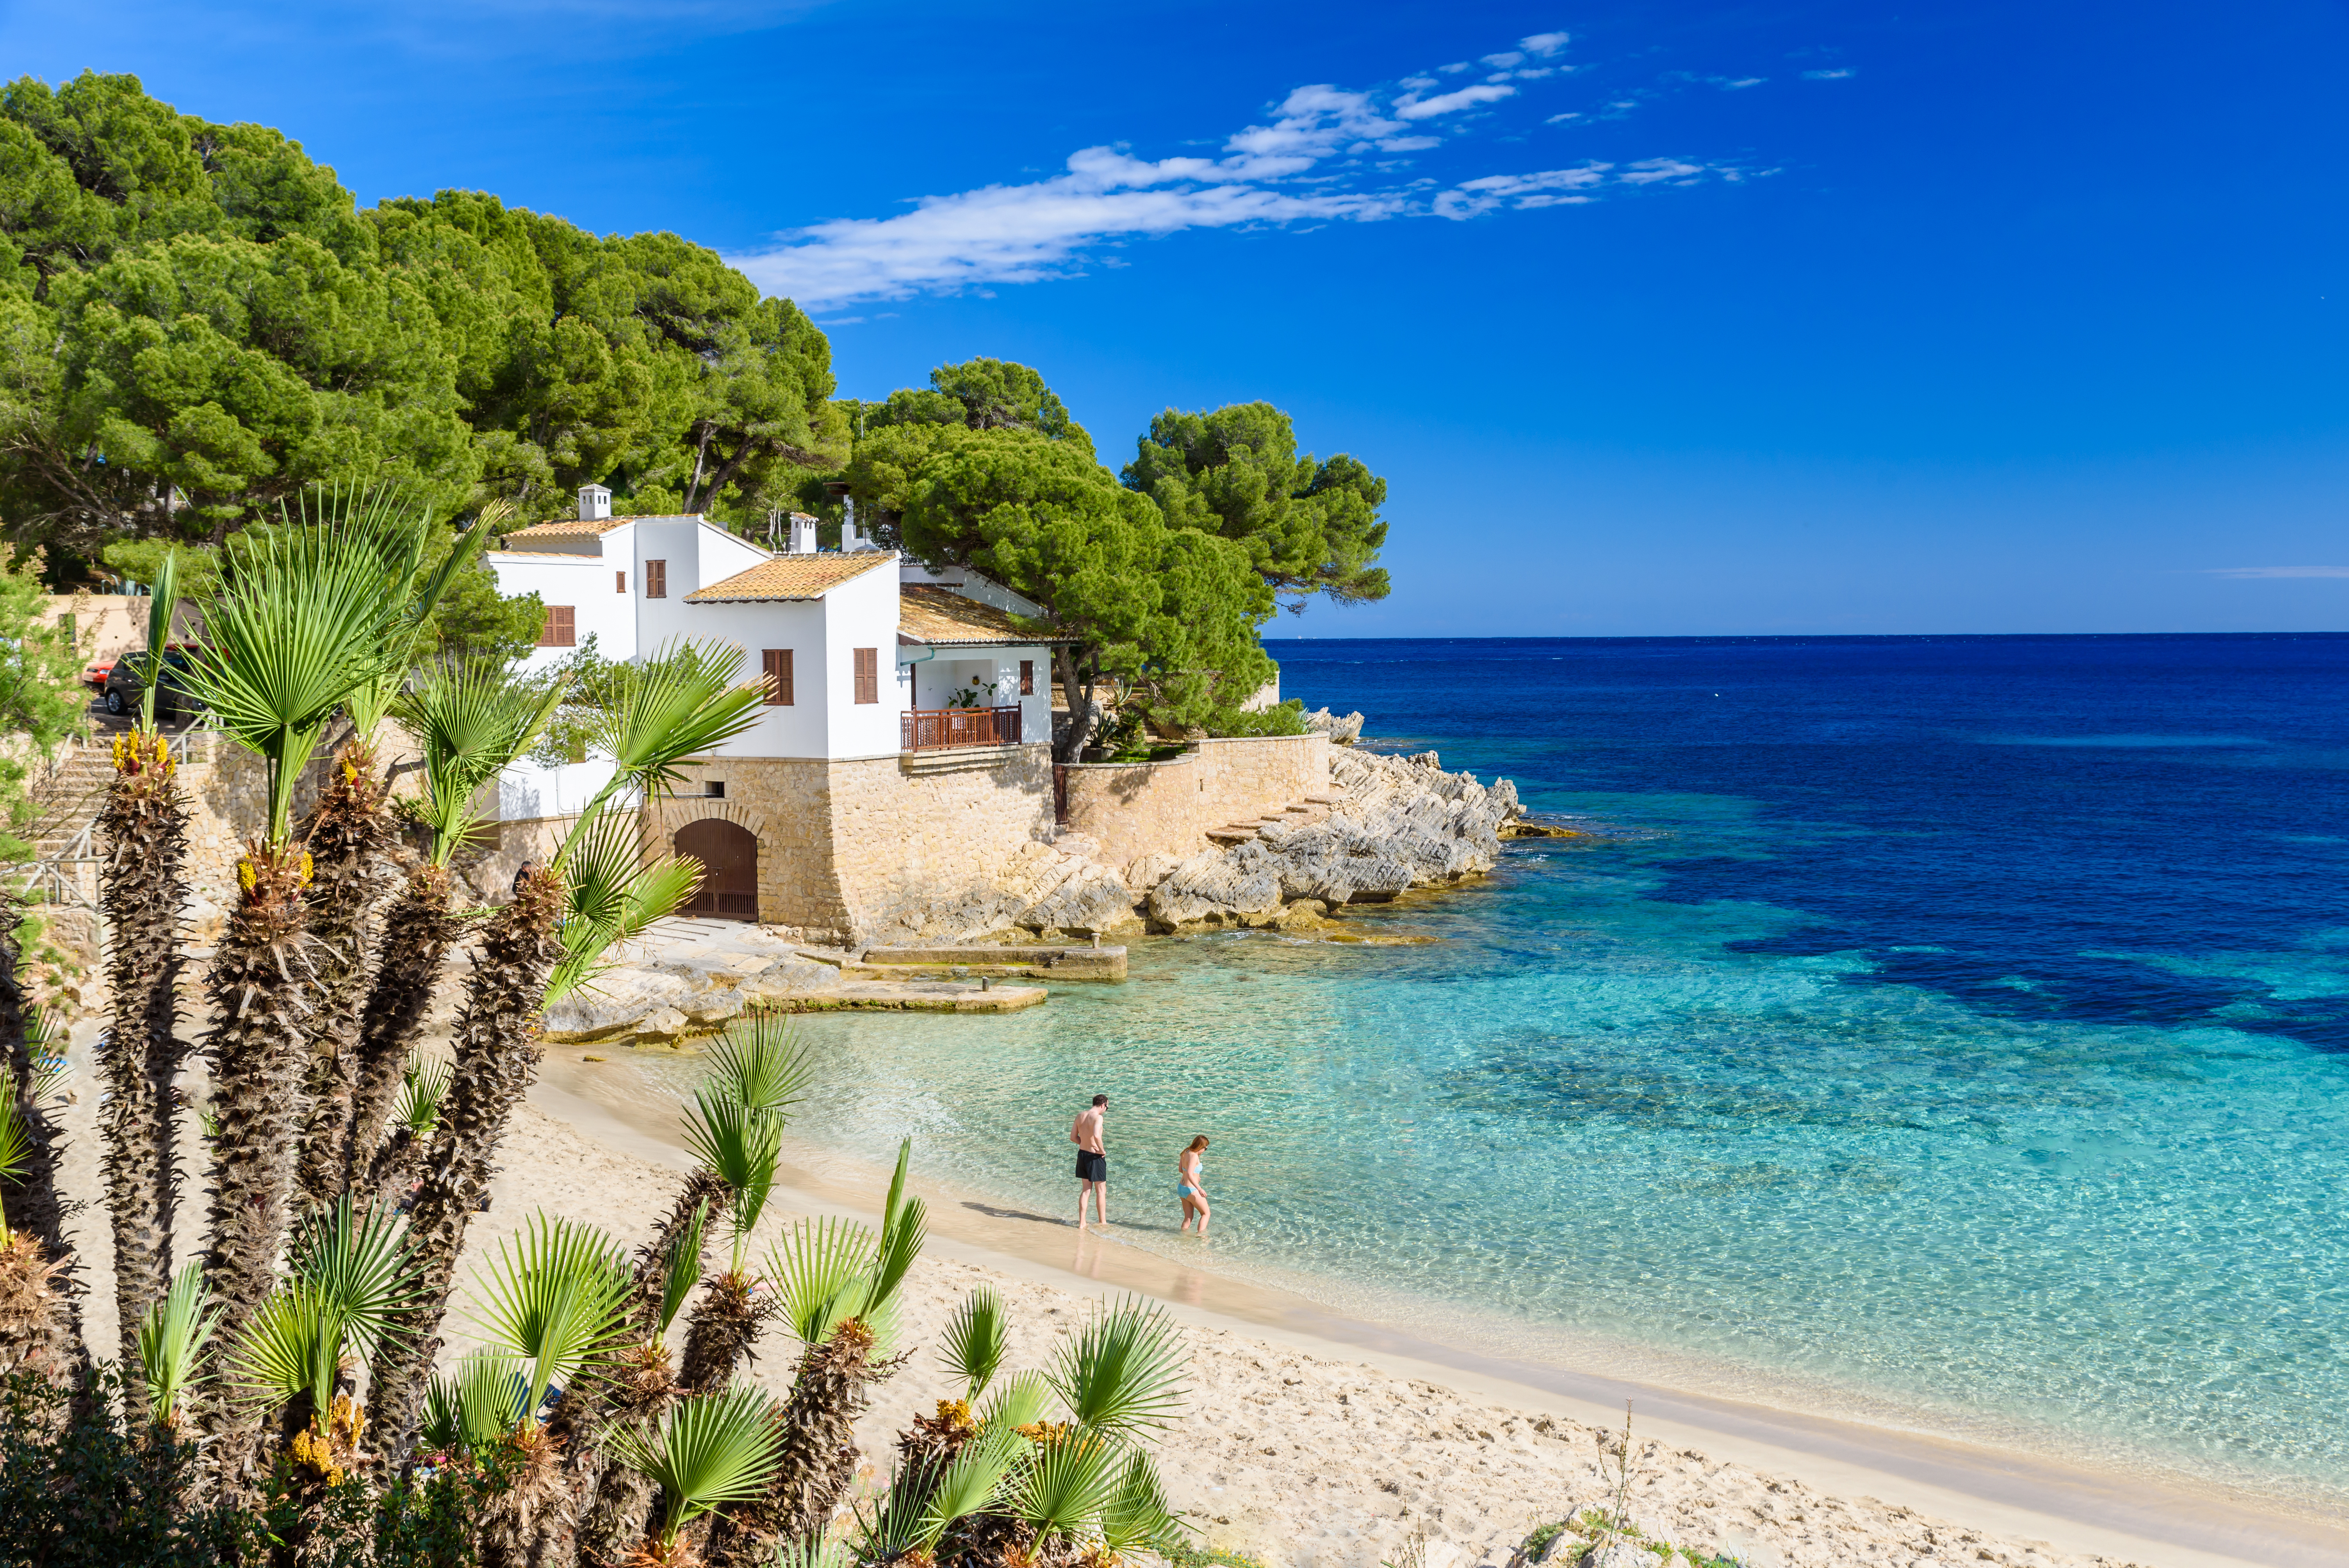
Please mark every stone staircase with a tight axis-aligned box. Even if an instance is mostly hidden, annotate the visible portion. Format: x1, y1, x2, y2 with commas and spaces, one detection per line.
1203, 791, 1341, 846
22, 739, 115, 864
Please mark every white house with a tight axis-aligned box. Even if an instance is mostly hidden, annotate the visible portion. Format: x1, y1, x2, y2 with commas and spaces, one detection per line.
484, 485, 1071, 928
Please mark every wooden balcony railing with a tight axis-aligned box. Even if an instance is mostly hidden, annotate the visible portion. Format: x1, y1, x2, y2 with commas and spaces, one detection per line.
902, 705, 1023, 752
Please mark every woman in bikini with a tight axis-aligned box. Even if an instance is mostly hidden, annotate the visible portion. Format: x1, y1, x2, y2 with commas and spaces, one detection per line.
1176, 1135, 1211, 1235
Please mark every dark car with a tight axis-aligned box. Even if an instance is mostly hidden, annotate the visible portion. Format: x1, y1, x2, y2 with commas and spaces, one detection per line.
103, 645, 201, 718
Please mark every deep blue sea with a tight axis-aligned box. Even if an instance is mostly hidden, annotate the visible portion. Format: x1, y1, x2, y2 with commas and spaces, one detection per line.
702, 636, 2349, 1504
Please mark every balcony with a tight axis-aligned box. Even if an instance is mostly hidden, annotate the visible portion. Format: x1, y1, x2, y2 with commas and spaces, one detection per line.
902, 705, 1023, 752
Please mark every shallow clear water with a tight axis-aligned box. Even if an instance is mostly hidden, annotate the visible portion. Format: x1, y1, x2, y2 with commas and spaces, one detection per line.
679, 636, 2349, 1501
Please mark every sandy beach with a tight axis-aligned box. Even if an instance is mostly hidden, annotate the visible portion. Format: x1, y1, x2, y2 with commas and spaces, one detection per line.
43, 1019, 2347, 1568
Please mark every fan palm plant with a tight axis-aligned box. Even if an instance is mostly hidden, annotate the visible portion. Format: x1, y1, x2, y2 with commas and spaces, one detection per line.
606, 1384, 784, 1566
367, 1051, 455, 1203
371, 638, 763, 1459
941, 1285, 1008, 1403
344, 646, 564, 1193
0, 1074, 74, 1389
134, 1263, 220, 1434
1048, 1297, 1189, 1439
466, 1213, 635, 1566
93, 549, 191, 1408
175, 510, 410, 1368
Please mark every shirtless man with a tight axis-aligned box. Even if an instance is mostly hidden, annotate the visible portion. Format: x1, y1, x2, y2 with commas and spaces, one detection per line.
1070, 1094, 1109, 1231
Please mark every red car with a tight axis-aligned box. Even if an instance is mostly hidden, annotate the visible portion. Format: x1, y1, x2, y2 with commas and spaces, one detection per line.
82, 657, 113, 692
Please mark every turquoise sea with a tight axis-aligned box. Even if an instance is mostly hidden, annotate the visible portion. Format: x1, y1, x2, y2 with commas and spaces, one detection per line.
679, 636, 2349, 1507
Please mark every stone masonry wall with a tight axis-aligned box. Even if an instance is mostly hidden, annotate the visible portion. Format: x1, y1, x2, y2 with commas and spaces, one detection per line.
1058, 732, 1330, 874
651, 744, 1055, 946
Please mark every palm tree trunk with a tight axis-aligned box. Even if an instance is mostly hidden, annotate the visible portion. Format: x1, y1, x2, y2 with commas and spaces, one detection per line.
0, 892, 83, 1390
723, 1321, 887, 1557
291, 739, 397, 1211
366, 867, 567, 1459
199, 839, 321, 1386
675, 1270, 762, 1393
342, 862, 458, 1192
93, 731, 191, 1410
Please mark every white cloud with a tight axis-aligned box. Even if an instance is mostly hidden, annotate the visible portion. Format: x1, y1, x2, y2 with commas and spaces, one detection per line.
1482, 51, 1525, 68
1394, 82, 1517, 119
1438, 61, 1470, 73
1545, 111, 1584, 124
727, 33, 1739, 307
1802, 68, 1854, 80
1714, 76, 1765, 89
1520, 31, 1571, 56
2205, 566, 2349, 579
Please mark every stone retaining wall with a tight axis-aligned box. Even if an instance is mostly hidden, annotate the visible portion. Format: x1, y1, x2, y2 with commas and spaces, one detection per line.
1057, 732, 1331, 873
650, 744, 1055, 945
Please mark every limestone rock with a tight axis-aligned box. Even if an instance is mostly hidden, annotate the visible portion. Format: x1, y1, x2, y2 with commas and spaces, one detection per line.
1123, 851, 1183, 892
1303, 707, 1365, 745
1144, 744, 1524, 929
1019, 862, 1137, 936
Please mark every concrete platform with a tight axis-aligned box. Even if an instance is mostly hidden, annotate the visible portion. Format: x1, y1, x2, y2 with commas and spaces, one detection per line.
778, 979, 1047, 1013
854, 943, 1127, 982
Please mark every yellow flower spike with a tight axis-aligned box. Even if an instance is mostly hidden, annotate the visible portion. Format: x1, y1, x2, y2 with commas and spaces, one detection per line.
237, 860, 257, 894
341, 758, 357, 785
298, 851, 314, 886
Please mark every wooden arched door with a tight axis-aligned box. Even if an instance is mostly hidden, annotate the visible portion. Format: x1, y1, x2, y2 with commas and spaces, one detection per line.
675, 818, 759, 921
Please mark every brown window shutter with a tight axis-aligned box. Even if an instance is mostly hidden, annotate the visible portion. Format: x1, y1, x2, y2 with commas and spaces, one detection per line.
616, 570, 627, 593
762, 649, 793, 706
1020, 659, 1034, 695
540, 605, 576, 647
854, 647, 878, 704
644, 559, 667, 598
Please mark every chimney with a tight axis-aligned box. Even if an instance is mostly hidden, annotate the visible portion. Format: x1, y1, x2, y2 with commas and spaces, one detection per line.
577, 483, 612, 522
786, 512, 818, 555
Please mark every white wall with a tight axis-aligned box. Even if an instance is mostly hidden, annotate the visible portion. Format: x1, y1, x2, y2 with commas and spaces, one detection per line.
675, 598, 835, 760
823, 563, 904, 759
904, 644, 1053, 746
496, 756, 618, 820
492, 541, 636, 675
631, 517, 768, 652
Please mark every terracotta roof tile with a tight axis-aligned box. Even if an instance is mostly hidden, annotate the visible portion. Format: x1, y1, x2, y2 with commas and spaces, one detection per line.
685, 551, 897, 602
897, 585, 1071, 645
498, 516, 640, 541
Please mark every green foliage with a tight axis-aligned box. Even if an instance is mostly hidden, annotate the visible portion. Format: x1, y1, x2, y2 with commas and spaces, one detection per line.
176, 497, 414, 842
703, 1013, 811, 1118
134, 1263, 218, 1426
0, 73, 845, 570
1050, 1296, 1188, 1438
466, 1211, 634, 1419
856, 356, 1093, 456
1124, 401, 1390, 609
390, 1052, 453, 1139
0, 550, 86, 861
657, 1198, 711, 1338
422, 1351, 526, 1459
942, 1284, 1007, 1400
765, 1215, 876, 1348
607, 1383, 784, 1547
391, 655, 566, 864
0, 1367, 244, 1566
227, 1196, 419, 1418
977, 1367, 1053, 1432
543, 811, 705, 1003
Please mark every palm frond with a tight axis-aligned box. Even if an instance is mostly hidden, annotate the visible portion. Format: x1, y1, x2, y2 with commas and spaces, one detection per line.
422, 1351, 526, 1458
136, 1264, 219, 1425
567, 636, 768, 831
860, 1190, 925, 1322
23, 1005, 66, 1106
607, 1383, 784, 1544
704, 1016, 812, 1118
544, 811, 703, 1002
0, 1088, 26, 1187
391, 652, 567, 864
224, 1285, 346, 1416
918, 1424, 1025, 1545
1098, 1446, 1181, 1552
288, 1195, 418, 1360
180, 494, 415, 843
978, 1368, 1054, 1433
773, 1535, 852, 1568
137, 546, 180, 732
683, 1091, 784, 1265
658, 1197, 711, 1339
763, 1217, 875, 1347
392, 1052, 454, 1138
942, 1286, 1007, 1401
467, 1212, 634, 1417
1049, 1297, 1188, 1438
850, 1456, 939, 1563
1008, 1427, 1123, 1539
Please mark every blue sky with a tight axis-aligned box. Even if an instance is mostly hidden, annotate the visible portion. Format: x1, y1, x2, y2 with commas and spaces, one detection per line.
8, 0, 2348, 635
